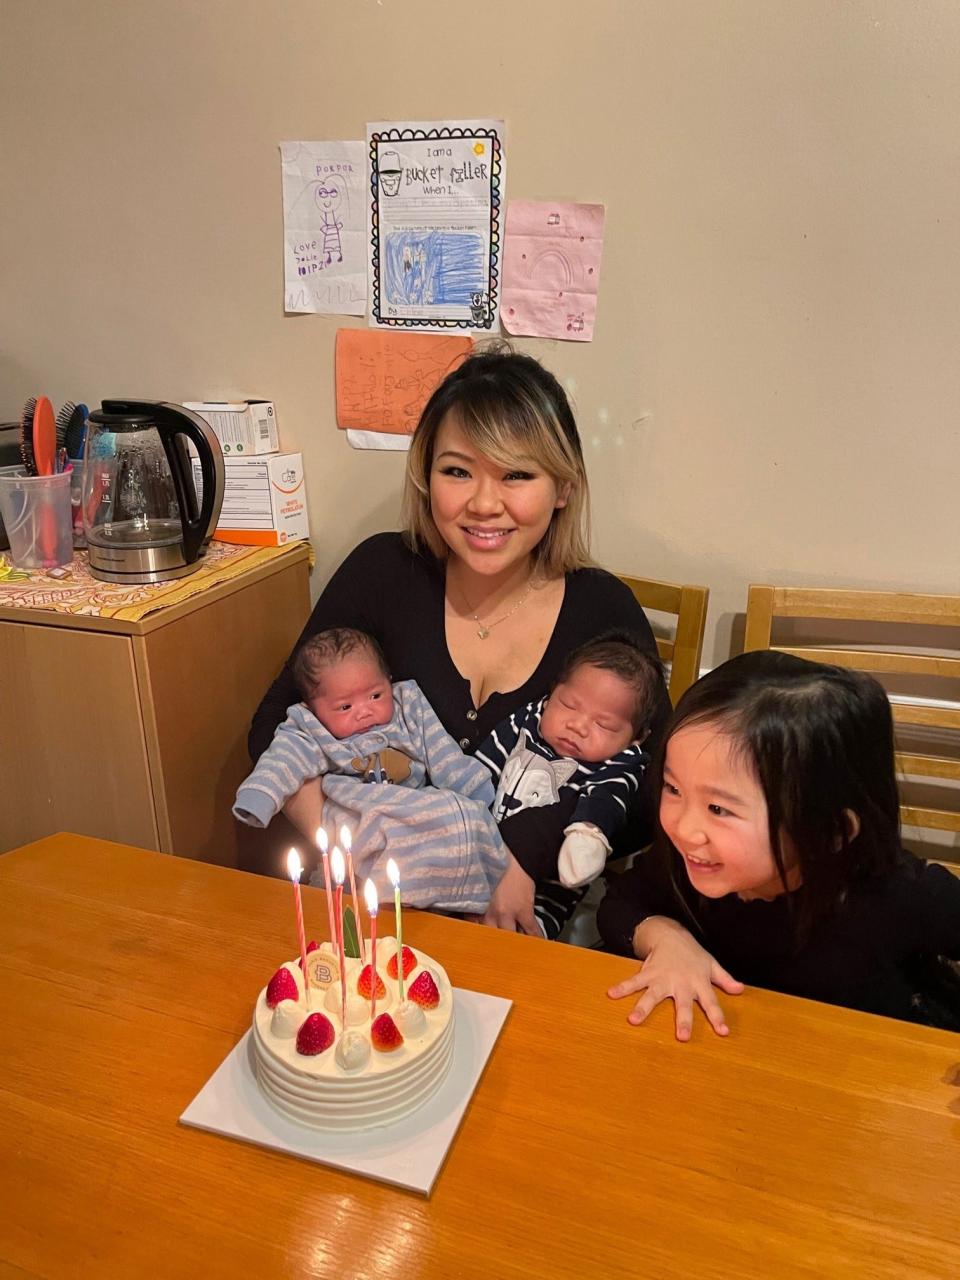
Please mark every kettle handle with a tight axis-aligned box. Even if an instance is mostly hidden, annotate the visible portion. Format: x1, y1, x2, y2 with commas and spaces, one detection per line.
101, 400, 224, 564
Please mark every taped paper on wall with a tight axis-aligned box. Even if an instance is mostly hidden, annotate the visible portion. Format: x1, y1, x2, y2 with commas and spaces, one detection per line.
367, 120, 505, 333
346, 430, 412, 452
281, 141, 366, 315
501, 201, 605, 342
335, 330, 473, 435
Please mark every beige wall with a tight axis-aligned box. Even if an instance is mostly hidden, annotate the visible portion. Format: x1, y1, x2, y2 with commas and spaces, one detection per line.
2, 0, 958, 666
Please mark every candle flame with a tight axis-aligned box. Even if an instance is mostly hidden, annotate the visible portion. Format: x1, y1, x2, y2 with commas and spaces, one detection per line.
363, 878, 378, 914
339, 825, 352, 852
386, 857, 400, 888
331, 847, 345, 885
316, 827, 328, 854
286, 848, 302, 882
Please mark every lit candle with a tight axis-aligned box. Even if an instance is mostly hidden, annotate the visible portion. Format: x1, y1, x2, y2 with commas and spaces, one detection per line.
386, 858, 405, 1002
286, 848, 311, 1010
315, 826, 337, 946
363, 878, 379, 1022
331, 847, 348, 1029
340, 825, 366, 963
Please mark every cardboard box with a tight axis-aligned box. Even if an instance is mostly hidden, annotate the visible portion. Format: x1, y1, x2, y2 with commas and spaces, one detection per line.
183, 400, 279, 455
193, 452, 309, 546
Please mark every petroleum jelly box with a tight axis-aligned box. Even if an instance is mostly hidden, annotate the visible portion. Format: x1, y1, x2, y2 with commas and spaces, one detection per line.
183, 400, 279, 455
192, 452, 309, 546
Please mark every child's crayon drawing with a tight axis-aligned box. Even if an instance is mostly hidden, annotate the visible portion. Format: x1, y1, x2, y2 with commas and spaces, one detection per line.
281, 140, 367, 316
501, 201, 605, 342
367, 119, 505, 332
384, 231, 486, 308
335, 330, 473, 434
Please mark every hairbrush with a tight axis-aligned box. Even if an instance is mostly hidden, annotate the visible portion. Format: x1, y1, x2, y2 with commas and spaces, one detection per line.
32, 397, 57, 476
63, 403, 88, 459
55, 401, 76, 451
16, 395, 60, 563
19, 397, 37, 474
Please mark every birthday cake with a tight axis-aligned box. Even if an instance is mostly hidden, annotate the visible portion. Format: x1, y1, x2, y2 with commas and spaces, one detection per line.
252, 935, 455, 1131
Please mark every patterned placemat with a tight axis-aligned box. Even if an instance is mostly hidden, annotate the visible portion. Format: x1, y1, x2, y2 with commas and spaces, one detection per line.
0, 540, 312, 621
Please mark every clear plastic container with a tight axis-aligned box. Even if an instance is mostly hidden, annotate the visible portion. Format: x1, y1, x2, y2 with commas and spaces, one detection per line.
68, 458, 86, 548
0, 470, 73, 569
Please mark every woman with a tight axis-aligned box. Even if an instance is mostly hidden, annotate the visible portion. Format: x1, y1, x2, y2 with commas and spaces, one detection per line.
250, 347, 669, 931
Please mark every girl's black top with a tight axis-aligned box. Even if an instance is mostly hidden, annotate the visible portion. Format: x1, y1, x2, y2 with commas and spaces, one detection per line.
598, 845, 960, 1025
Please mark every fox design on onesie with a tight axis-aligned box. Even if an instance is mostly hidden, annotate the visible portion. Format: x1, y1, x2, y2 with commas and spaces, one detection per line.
493, 746, 579, 821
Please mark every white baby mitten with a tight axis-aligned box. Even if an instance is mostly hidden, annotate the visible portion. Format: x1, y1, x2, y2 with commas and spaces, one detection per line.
558, 823, 611, 888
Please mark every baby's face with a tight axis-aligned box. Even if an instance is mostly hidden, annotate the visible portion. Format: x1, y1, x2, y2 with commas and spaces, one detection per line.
540, 663, 637, 763
308, 653, 394, 739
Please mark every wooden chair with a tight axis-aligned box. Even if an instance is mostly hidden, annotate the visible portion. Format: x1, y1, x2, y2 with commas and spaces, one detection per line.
744, 585, 960, 847
616, 574, 709, 706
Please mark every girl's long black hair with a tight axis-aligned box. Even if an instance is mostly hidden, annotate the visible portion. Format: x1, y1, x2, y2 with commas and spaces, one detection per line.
656, 650, 903, 939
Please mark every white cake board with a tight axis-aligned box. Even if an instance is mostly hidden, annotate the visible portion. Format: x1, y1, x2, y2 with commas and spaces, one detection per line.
179, 988, 511, 1196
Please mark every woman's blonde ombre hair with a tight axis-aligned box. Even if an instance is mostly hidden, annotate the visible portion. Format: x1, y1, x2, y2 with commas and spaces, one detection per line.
401, 346, 592, 577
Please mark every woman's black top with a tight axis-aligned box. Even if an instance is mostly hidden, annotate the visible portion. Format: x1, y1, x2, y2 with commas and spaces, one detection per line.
250, 532, 669, 761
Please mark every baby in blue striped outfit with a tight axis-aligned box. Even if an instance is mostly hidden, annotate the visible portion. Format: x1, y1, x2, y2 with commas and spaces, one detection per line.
234, 627, 507, 913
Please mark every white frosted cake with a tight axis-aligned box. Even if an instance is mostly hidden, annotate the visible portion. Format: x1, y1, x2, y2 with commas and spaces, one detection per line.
252, 935, 455, 1131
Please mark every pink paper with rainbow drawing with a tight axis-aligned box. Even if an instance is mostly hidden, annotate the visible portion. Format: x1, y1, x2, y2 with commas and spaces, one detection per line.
501, 201, 605, 342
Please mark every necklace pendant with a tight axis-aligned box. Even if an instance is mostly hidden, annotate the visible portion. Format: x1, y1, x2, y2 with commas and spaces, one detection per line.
477, 625, 490, 640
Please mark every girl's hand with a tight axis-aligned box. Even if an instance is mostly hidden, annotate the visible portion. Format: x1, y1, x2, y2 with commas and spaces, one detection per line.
607, 916, 744, 1041
482, 851, 539, 935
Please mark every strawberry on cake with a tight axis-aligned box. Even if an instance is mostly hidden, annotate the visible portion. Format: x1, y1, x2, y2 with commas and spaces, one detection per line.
252, 936, 455, 1131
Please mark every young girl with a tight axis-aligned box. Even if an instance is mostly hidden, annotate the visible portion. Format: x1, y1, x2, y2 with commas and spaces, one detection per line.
600, 650, 960, 1038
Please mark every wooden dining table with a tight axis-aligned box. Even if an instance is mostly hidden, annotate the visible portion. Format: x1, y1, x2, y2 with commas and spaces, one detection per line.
1, 833, 958, 1279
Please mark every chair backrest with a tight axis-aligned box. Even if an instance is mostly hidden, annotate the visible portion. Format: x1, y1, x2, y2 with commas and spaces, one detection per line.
744, 585, 960, 843
616, 574, 709, 706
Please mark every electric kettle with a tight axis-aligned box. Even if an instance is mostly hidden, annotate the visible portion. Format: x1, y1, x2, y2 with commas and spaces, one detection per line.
83, 400, 225, 584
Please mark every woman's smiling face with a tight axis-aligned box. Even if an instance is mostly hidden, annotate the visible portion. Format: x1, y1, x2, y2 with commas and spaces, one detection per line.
428, 413, 568, 576
660, 723, 796, 900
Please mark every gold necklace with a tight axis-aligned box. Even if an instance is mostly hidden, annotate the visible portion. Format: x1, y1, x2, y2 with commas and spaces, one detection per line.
456, 578, 536, 640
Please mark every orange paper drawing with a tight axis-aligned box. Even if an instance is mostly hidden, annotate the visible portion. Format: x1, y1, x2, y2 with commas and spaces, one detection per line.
335, 331, 473, 434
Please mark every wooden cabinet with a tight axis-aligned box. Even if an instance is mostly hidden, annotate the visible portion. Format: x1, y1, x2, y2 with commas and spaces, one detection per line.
0, 545, 311, 866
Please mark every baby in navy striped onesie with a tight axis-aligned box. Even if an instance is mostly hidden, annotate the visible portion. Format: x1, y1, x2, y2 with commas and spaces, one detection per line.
476, 634, 667, 938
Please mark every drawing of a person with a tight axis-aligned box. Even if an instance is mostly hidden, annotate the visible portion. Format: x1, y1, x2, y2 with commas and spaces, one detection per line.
408, 244, 426, 303
413, 246, 427, 296
379, 150, 402, 197
315, 179, 345, 265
